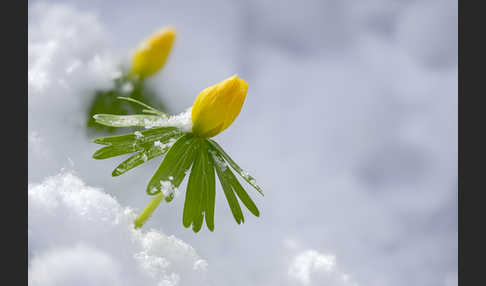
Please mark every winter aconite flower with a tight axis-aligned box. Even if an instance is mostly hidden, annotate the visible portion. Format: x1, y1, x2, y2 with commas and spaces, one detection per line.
131, 27, 176, 79
92, 75, 263, 233
192, 75, 248, 138
86, 27, 175, 133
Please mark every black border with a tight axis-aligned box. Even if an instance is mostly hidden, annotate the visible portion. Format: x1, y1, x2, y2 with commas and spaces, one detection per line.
459, 0, 473, 285
5, 0, 28, 284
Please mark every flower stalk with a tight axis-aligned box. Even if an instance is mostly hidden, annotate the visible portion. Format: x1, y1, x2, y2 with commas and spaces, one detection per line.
134, 193, 164, 228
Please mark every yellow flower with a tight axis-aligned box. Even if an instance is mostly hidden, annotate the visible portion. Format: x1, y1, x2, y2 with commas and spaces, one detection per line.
131, 27, 176, 79
191, 75, 248, 138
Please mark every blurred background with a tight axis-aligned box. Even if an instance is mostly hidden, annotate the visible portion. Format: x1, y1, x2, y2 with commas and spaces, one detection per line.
28, 0, 457, 285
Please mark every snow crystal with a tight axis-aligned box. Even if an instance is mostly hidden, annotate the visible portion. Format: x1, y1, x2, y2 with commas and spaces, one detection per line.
239, 169, 258, 185
159, 180, 179, 198
144, 119, 157, 129
120, 82, 134, 94
134, 131, 144, 139
111, 116, 139, 126
144, 107, 193, 132
154, 138, 177, 151
150, 187, 159, 195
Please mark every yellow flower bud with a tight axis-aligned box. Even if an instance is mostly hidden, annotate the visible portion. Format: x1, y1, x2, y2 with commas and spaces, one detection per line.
131, 27, 176, 79
191, 75, 248, 138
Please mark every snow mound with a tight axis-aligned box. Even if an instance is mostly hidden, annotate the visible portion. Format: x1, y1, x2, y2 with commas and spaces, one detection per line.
285, 239, 358, 286
289, 250, 357, 286
28, 2, 123, 185
28, 172, 208, 286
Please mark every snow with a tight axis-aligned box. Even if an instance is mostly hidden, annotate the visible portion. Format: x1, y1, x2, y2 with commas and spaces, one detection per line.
99, 115, 140, 126
159, 180, 179, 198
288, 250, 357, 286
28, 1, 122, 186
121, 82, 134, 94
153, 138, 178, 155
209, 150, 227, 172
134, 131, 144, 138
144, 107, 193, 132
28, 172, 208, 286
283, 239, 360, 286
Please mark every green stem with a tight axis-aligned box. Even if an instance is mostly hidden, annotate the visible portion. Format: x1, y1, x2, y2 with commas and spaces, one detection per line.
134, 193, 164, 228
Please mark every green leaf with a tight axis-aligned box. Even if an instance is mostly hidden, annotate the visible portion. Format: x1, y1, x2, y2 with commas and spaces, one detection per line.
212, 150, 244, 224
225, 167, 260, 217
116, 96, 167, 116
142, 109, 163, 115
208, 139, 264, 196
191, 213, 204, 233
211, 148, 260, 221
182, 140, 216, 232
92, 127, 182, 159
86, 78, 169, 133
112, 135, 181, 176
93, 126, 180, 146
205, 145, 216, 231
94, 114, 167, 128
182, 140, 203, 228
146, 133, 198, 196
92, 144, 141, 160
